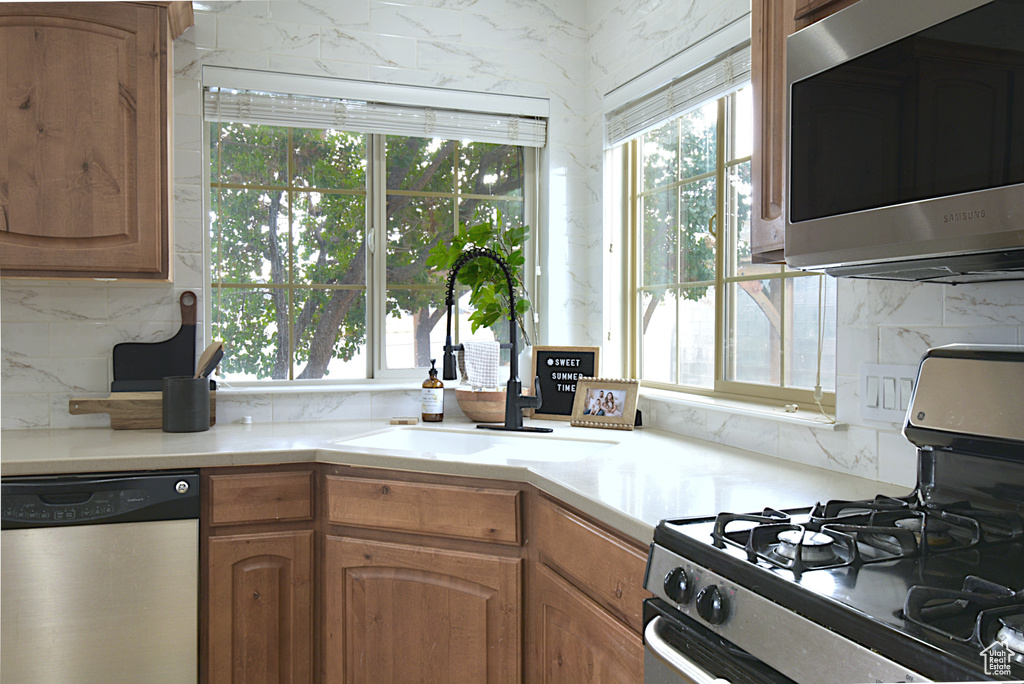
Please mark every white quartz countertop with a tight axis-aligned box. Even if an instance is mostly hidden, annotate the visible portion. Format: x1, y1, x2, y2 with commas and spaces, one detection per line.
0, 418, 908, 544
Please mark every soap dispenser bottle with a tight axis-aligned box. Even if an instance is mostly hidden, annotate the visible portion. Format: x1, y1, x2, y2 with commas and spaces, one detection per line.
421, 359, 444, 422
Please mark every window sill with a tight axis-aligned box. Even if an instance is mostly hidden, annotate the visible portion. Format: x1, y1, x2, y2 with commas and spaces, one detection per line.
216, 381, 421, 395
639, 387, 844, 430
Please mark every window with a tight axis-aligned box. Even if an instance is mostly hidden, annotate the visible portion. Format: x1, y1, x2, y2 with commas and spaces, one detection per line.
209, 124, 370, 381
627, 86, 836, 406
382, 138, 529, 370
206, 85, 541, 383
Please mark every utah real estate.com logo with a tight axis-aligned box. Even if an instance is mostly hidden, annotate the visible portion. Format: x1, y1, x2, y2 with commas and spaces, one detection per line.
980, 640, 1013, 677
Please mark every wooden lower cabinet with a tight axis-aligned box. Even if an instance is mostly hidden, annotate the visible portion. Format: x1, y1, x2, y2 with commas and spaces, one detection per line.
202, 466, 646, 684
528, 563, 644, 684
323, 536, 521, 683
207, 530, 314, 684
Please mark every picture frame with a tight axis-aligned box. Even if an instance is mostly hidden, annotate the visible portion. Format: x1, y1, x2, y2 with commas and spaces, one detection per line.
528, 345, 600, 420
570, 377, 640, 431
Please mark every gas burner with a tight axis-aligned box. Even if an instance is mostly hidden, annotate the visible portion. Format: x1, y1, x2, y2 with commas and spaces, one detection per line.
894, 516, 956, 547
997, 615, 1024, 663
775, 529, 839, 564
811, 495, 915, 520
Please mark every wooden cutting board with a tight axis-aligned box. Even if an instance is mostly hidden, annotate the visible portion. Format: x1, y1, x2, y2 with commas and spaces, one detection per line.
111, 291, 198, 392
69, 392, 217, 430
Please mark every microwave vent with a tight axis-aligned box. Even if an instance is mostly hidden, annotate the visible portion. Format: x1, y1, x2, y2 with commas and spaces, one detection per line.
824, 249, 1024, 284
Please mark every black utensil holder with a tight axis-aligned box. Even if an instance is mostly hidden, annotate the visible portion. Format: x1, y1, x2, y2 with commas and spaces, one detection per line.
162, 376, 210, 432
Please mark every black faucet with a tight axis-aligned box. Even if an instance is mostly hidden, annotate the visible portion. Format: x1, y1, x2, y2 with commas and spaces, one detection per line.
442, 247, 552, 433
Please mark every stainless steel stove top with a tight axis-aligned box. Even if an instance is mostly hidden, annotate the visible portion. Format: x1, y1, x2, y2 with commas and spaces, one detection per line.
644, 346, 1024, 683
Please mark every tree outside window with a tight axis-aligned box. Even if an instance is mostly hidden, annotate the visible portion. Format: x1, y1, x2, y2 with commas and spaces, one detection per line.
633, 86, 836, 403
209, 122, 527, 381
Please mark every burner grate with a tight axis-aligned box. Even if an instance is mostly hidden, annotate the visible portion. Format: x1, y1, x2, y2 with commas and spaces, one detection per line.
711, 496, 1024, 577
904, 575, 1024, 664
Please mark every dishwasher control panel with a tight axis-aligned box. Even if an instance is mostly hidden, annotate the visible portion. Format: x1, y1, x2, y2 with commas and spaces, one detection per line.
1, 471, 198, 529
3, 490, 146, 523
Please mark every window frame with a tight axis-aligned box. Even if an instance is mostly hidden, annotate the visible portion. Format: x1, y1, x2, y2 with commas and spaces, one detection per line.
204, 125, 540, 386
622, 89, 836, 410
369, 138, 540, 380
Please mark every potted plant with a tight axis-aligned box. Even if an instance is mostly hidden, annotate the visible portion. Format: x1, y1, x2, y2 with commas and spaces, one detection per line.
426, 218, 534, 349
427, 218, 535, 421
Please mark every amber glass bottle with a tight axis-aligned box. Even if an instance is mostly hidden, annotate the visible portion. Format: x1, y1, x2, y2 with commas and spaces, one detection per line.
421, 359, 444, 422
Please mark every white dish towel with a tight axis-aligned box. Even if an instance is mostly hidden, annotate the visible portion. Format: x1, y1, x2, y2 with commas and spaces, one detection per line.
459, 341, 501, 389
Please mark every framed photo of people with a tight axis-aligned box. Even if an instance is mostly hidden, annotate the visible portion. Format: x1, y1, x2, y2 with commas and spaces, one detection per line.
529, 345, 600, 420
570, 377, 640, 431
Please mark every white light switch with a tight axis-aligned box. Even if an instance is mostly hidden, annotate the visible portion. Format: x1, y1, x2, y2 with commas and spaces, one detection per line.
899, 378, 914, 411
866, 376, 880, 408
861, 363, 919, 422
882, 377, 897, 409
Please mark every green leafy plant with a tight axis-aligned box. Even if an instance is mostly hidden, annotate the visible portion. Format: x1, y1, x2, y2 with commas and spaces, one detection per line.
426, 217, 533, 346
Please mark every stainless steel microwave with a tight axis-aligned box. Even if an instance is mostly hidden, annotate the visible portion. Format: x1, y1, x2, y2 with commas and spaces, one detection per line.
784, 0, 1024, 283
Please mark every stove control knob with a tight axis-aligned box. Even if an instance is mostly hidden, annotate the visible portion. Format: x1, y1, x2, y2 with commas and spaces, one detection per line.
663, 567, 692, 604
696, 585, 728, 625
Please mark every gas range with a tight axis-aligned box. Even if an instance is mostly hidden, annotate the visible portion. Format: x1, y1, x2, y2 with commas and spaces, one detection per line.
643, 345, 1024, 684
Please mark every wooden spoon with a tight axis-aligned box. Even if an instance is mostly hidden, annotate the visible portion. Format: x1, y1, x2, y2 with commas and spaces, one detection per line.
195, 340, 224, 378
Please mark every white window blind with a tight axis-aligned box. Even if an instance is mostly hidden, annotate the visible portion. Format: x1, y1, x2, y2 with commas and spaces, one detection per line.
604, 42, 751, 148
204, 87, 547, 148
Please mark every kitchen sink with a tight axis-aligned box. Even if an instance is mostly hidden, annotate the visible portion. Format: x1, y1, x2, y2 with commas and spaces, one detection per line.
334, 426, 618, 462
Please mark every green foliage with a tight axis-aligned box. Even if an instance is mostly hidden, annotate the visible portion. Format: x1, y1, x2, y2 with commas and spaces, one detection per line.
209, 122, 369, 379
425, 218, 533, 343
637, 101, 740, 335
640, 107, 718, 303
210, 119, 528, 378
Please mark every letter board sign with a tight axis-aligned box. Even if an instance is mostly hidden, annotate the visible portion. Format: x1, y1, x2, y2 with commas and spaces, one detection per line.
529, 346, 600, 420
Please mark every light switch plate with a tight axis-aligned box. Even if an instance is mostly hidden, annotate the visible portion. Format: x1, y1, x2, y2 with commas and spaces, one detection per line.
861, 364, 918, 423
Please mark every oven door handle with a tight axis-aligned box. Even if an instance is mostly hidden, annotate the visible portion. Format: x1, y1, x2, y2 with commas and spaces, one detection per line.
645, 616, 732, 684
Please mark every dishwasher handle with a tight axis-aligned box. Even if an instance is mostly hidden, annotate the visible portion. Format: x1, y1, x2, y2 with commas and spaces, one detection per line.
645, 616, 732, 684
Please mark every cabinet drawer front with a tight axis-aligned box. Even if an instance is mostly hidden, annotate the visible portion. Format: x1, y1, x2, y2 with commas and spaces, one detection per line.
208, 471, 314, 525
534, 497, 650, 632
326, 476, 521, 544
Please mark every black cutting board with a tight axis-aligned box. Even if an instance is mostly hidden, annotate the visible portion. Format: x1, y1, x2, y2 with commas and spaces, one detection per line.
111, 291, 197, 392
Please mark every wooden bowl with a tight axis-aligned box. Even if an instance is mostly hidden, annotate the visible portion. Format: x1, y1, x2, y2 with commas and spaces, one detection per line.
455, 388, 506, 423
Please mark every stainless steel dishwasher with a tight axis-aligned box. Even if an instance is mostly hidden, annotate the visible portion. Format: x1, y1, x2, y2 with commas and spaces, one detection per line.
1, 470, 199, 683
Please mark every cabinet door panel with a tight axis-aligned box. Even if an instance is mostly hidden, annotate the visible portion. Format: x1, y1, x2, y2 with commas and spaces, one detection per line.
534, 497, 650, 633
750, 0, 861, 262
750, 0, 792, 262
325, 536, 521, 684
2, 19, 132, 241
208, 530, 313, 684
0, 3, 169, 278
530, 564, 643, 684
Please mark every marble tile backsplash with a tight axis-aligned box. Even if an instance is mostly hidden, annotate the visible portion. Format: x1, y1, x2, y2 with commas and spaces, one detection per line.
1, 0, 589, 431
3, 0, 1023, 494
639, 278, 1023, 487
215, 387, 461, 425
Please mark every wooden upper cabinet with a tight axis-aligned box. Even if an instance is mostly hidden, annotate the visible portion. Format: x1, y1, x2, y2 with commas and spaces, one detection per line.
793, 0, 861, 24
0, 3, 192, 280
749, 0, 859, 263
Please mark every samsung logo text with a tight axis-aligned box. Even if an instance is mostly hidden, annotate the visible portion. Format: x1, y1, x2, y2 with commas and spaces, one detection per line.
943, 209, 986, 223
